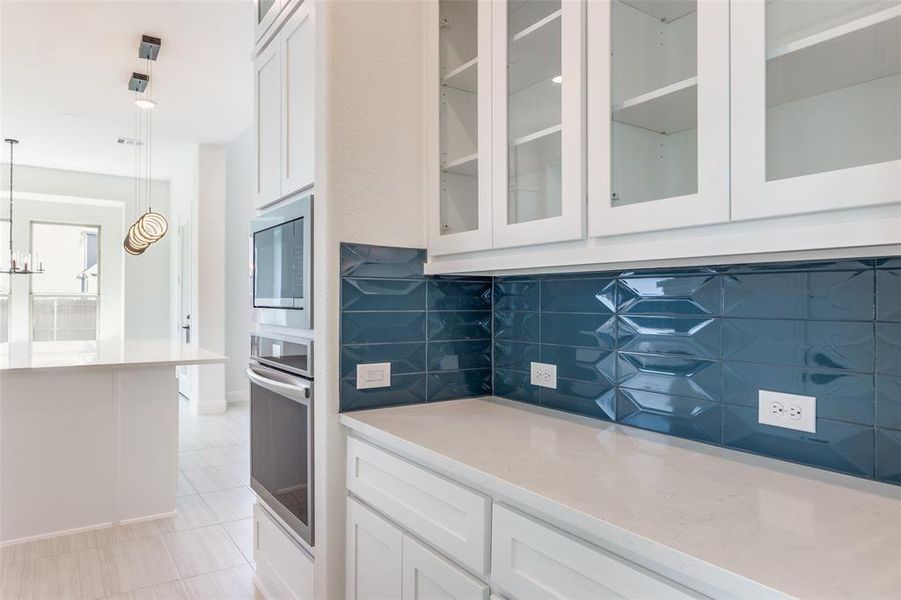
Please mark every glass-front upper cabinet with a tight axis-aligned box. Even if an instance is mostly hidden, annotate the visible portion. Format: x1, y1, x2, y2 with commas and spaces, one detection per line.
255, 0, 284, 41
428, 0, 493, 255
588, 0, 729, 237
491, 0, 585, 249
732, 0, 901, 220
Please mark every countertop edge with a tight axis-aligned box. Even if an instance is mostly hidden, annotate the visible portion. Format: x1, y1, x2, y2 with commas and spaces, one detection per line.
0, 355, 228, 374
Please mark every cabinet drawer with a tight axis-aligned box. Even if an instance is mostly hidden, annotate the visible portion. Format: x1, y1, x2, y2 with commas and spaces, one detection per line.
347, 436, 490, 574
254, 502, 313, 600
491, 505, 703, 600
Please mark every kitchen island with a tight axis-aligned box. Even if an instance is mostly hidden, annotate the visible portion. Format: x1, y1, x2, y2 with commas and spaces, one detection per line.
0, 340, 227, 543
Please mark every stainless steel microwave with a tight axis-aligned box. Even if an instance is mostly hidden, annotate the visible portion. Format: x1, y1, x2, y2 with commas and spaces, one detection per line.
251, 194, 312, 331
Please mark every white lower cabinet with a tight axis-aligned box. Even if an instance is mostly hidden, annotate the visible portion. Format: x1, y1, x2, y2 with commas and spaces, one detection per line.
253, 502, 314, 600
347, 496, 404, 600
403, 535, 489, 600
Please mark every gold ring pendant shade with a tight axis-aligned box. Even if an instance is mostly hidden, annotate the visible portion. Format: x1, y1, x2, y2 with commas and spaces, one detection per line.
124, 211, 168, 255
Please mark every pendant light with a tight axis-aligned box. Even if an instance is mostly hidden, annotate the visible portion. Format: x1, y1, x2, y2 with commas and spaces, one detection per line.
2, 139, 45, 275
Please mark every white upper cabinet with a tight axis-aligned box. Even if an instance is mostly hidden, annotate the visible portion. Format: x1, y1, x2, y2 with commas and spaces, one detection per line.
255, 0, 284, 43
255, 40, 282, 209
588, 0, 730, 236
492, 0, 586, 248
731, 0, 901, 220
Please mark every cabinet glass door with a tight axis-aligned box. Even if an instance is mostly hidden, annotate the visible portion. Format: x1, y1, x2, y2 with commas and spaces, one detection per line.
588, 0, 729, 237
732, 0, 901, 220
430, 0, 492, 255
255, 0, 282, 40
492, 0, 584, 249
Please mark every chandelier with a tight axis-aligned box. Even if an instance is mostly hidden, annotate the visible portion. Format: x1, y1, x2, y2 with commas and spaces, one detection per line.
2, 138, 45, 275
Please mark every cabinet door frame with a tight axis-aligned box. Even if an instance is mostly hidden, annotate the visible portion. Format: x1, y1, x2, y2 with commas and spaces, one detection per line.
427, 0, 494, 256
731, 0, 901, 221
346, 496, 404, 600
255, 38, 283, 209
402, 535, 489, 600
255, 0, 284, 44
280, 2, 315, 198
588, 0, 730, 237
490, 0, 586, 249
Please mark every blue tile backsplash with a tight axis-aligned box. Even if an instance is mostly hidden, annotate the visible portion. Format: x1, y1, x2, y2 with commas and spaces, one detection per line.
339, 243, 901, 486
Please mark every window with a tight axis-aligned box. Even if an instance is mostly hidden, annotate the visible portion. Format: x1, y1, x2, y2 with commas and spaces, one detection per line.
31, 223, 100, 341
0, 220, 8, 343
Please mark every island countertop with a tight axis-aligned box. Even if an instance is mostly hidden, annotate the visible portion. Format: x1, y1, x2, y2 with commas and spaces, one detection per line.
0, 339, 227, 372
341, 397, 901, 600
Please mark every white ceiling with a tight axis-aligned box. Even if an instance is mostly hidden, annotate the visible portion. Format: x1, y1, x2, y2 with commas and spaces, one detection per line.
0, 0, 254, 180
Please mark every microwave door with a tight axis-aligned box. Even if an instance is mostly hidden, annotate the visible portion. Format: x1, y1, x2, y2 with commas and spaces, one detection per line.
254, 222, 297, 308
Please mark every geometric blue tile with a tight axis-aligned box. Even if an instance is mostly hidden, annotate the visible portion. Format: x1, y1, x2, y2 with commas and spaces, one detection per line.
427, 369, 492, 402
617, 389, 722, 443
877, 322, 901, 375
341, 311, 426, 344
540, 379, 615, 421
540, 277, 616, 313
876, 375, 901, 430
618, 353, 722, 402
723, 362, 875, 425
618, 275, 720, 316
723, 319, 874, 372
427, 340, 492, 372
723, 271, 874, 321
540, 345, 616, 385
427, 311, 492, 341
494, 312, 540, 342
617, 315, 721, 358
722, 405, 875, 478
428, 279, 492, 311
494, 369, 538, 405
541, 313, 616, 349
875, 258, 901, 268
340, 374, 427, 411
340, 243, 425, 279
876, 429, 901, 484
494, 340, 539, 373
721, 259, 874, 273
340, 342, 426, 378
494, 279, 539, 311
341, 278, 426, 311
877, 269, 901, 321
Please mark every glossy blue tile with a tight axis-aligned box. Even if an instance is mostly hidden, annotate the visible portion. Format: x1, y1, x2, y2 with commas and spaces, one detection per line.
876, 375, 901, 430
877, 322, 901, 375
619, 266, 718, 277
541, 313, 616, 349
340, 343, 426, 379
494, 340, 538, 372
427, 340, 491, 372
723, 319, 874, 372
540, 278, 616, 313
495, 311, 539, 342
618, 275, 720, 316
877, 269, 901, 321
875, 258, 901, 269
617, 389, 722, 443
722, 259, 874, 273
876, 429, 901, 483
427, 311, 492, 341
494, 369, 538, 404
428, 280, 492, 311
723, 362, 874, 425
340, 243, 425, 279
428, 369, 492, 401
722, 405, 874, 477
618, 353, 721, 402
723, 271, 873, 321
341, 278, 426, 311
341, 311, 426, 344
494, 279, 539, 311
340, 374, 427, 411
540, 378, 616, 421
617, 316, 721, 359
540, 345, 616, 385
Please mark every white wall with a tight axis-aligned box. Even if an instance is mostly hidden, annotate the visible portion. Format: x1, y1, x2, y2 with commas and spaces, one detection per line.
224, 127, 255, 403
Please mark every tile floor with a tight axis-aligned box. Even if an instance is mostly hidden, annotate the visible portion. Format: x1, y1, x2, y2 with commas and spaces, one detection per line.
1, 398, 262, 600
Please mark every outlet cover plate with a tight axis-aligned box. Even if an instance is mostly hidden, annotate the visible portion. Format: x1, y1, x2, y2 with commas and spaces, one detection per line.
356, 362, 391, 390
758, 389, 816, 433
530, 362, 557, 389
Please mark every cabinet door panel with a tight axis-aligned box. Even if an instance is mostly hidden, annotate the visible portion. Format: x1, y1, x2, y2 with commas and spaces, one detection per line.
255, 41, 282, 209
347, 497, 403, 600
282, 3, 315, 196
402, 535, 489, 600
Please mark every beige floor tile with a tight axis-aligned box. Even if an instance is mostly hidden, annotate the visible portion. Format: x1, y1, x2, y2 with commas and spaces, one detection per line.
200, 488, 255, 523
106, 579, 190, 600
2, 530, 99, 564
221, 518, 254, 564
19, 547, 106, 600
1, 561, 26, 599
176, 470, 197, 497
100, 535, 180, 595
94, 521, 163, 547
162, 526, 245, 579
157, 495, 218, 533
182, 465, 245, 494
182, 564, 260, 600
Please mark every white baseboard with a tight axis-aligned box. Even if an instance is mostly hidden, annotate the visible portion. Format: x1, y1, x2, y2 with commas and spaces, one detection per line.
226, 390, 250, 404
120, 511, 177, 526
0, 510, 177, 546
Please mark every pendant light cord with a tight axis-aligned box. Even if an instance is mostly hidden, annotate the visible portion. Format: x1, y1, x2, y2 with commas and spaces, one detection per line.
8, 140, 13, 268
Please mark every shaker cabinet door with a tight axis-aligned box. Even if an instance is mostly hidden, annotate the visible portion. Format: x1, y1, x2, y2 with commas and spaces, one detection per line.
402, 535, 489, 600
281, 3, 315, 198
347, 497, 404, 600
255, 40, 282, 210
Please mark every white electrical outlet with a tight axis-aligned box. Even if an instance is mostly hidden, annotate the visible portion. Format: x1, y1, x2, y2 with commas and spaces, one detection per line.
356, 362, 391, 390
758, 390, 816, 433
530, 362, 557, 389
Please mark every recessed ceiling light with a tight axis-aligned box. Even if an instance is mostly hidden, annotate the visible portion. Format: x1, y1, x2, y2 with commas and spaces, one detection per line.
134, 98, 156, 109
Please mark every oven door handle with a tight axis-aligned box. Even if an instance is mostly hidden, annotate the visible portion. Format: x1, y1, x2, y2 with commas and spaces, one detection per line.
247, 366, 311, 405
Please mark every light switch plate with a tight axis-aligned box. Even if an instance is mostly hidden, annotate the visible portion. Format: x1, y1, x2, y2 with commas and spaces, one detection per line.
758, 390, 816, 433
530, 362, 557, 389
356, 362, 391, 390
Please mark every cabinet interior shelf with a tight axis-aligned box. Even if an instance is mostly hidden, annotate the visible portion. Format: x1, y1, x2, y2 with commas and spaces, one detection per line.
443, 57, 477, 93
766, 5, 901, 107
510, 124, 561, 176
443, 152, 478, 176
618, 0, 696, 23
613, 77, 697, 134
509, 10, 562, 94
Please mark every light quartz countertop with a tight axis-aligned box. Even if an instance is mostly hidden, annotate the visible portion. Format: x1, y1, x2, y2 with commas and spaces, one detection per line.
0, 339, 227, 372
341, 397, 901, 600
